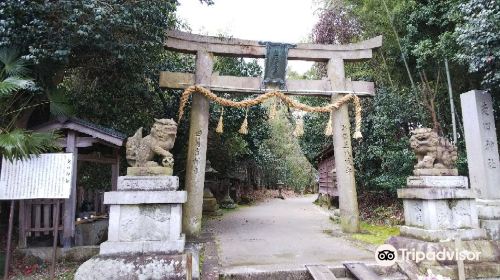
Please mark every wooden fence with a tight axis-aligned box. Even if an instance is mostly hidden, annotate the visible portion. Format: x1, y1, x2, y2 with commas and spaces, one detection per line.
18, 187, 106, 248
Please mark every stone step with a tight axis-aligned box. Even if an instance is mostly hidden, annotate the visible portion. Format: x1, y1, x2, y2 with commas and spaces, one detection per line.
306, 264, 338, 279
344, 262, 382, 280
220, 263, 409, 280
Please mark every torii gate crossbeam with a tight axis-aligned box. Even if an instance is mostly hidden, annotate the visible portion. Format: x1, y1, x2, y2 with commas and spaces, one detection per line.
161, 30, 382, 237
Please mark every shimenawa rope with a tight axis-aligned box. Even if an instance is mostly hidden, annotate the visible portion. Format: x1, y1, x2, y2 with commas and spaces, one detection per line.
177, 85, 363, 139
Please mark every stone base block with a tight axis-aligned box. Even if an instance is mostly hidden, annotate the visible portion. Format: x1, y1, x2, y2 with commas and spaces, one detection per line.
402, 196, 480, 230
477, 199, 500, 219
407, 176, 468, 188
100, 235, 185, 255
117, 176, 179, 191
75, 253, 187, 280
398, 187, 475, 200
400, 226, 487, 242
413, 169, 458, 176
480, 219, 500, 240
104, 191, 187, 204
127, 166, 172, 176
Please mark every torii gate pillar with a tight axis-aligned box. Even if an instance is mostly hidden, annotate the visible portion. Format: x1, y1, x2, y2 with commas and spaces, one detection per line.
183, 51, 214, 237
328, 58, 359, 232
161, 31, 382, 237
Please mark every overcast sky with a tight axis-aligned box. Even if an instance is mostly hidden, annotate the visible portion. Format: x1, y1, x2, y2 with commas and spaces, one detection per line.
176, 0, 320, 73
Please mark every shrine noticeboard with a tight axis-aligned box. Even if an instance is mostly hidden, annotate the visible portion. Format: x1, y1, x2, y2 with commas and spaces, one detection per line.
0, 153, 74, 200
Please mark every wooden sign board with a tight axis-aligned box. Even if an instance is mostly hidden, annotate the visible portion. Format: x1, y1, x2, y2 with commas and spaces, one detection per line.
0, 153, 74, 200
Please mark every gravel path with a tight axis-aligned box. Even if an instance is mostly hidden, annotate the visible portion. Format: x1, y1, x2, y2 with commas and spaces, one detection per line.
207, 195, 374, 270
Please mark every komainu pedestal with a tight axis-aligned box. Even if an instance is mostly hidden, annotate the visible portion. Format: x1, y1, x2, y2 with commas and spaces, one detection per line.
398, 176, 485, 241
390, 127, 499, 280
75, 176, 187, 280
75, 119, 190, 280
100, 176, 186, 255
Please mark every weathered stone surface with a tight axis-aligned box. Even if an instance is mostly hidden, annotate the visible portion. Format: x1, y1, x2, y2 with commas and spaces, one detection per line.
388, 236, 500, 279
328, 58, 360, 233
410, 128, 458, 173
477, 200, 500, 219
75, 254, 187, 280
480, 220, 500, 240
104, 191, 187, 204
100, 237, 185, 255
126, 118, 177, 169
118, 176, 179, 191
403, 199, 480, 230
75, 219, 108, 246
398, 187, 475, 200
183, 51, 213, 238
407, 176, 467, 188
399, 226, 486, 242
413, 168, 458, 176
100, 180, 186, 256
388, 236, 500, 263
127, 166, 173, 176
461, 90, 500, 240
461, 90, 500, 200
399, 175, 484, 241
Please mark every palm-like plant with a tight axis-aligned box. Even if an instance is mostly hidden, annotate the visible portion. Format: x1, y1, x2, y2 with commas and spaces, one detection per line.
0, 48, 60, 161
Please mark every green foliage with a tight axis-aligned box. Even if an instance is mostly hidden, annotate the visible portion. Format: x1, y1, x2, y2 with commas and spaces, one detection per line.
0, 129, 59, 161
257, 106, 316, 190
0, 48, 59, 160
353, 87, 426, 191
455, 0, 500, 91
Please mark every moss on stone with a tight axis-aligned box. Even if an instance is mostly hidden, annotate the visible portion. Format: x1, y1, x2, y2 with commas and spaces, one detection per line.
352, 222, 400, 245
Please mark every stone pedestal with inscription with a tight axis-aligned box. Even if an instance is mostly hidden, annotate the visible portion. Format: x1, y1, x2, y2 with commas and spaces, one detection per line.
398, 176, 486, 241
461, 90, 500, 240
75, 176, 188, 280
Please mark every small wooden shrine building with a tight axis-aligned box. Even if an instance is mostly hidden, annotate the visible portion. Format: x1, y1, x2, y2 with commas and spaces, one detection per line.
17, 117, 126, 248
315, 144, 338, 199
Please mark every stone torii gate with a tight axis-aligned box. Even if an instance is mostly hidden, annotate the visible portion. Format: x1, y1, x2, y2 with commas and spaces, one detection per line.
160, 30, 382, 237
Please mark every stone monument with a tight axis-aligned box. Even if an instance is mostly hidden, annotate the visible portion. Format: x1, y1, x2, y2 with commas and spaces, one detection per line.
389, 127, 500, 279
75, 119, 189, 280
398, 128, 485, 241
461, 90, 500, 240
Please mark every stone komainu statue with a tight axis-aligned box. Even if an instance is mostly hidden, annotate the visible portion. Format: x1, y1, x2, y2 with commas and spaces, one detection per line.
410, 128, 457, 171
126, 118, 177, 168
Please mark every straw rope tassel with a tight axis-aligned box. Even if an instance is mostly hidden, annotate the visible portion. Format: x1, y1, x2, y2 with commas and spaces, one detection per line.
216, 107, 224, 134
353, 96, 363, 139
293, 117, 304, 137
324, 111, 333, 136
177, 85, 364, 140
238, 108, 249, 135
269, 98, 277, 120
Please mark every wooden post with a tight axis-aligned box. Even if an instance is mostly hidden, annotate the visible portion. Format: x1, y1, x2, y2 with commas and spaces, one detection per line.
63, 132, 78, 248
50, 200, 61, 279
18, 200, 27, 248
327, 57, 360, 233
3, 201, 15, 280
111, 152, 120, 191
182, 50, 214, 237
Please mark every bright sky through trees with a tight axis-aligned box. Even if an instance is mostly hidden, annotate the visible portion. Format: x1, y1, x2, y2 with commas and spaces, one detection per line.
177, 0, 319, 73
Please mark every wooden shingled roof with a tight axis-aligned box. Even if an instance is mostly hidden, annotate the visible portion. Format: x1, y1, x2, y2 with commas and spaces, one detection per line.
32, 117, 127, 147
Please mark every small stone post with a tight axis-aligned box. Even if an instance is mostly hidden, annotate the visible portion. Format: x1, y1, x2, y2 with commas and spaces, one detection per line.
327, 57, 360, 233
461, 90, 500, 240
